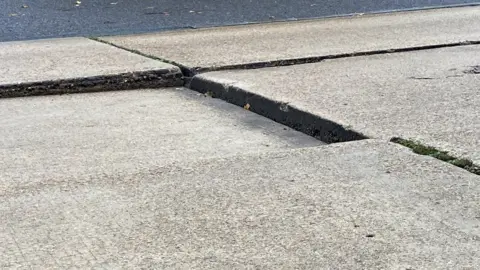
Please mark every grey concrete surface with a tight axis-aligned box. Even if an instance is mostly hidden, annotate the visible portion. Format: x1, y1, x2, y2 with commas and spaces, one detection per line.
2, 0, 479, 42
193, 45, 480, 164
101, 6, 480, 69
0, 37, 180, 86
0, 88, 322, 192
1, 139, 479, 268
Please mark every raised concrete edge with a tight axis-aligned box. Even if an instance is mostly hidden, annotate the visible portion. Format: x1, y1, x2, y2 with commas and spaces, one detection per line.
189, 73, 480, 175
0, 37, 184, 98
0, 69, 183, 99
189, 76, 368, 143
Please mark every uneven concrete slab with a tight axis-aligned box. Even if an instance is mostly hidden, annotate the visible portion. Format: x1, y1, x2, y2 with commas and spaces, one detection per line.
191, 45, 480, 164
1, 140, 479, 268
0, 38, 182, 98
101, 6, 480, 70
0, 88, 322, 192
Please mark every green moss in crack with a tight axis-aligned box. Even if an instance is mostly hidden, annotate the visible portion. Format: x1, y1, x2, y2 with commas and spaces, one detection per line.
204, 91, 214, 97
390, 137, 480, 175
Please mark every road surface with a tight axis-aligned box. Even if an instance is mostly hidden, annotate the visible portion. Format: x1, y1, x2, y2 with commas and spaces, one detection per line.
1, 0, 479, 41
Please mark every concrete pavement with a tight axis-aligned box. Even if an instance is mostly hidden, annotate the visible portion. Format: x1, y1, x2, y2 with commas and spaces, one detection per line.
191, 45, 480, 164
2, 140, 479, 268
0, 88, 322, 192
101, 6, 480, 71
1, 5, 480, 269
0, 38, 182, 98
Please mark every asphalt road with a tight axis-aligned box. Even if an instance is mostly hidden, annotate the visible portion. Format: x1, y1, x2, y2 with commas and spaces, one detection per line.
1, 0, 480, 42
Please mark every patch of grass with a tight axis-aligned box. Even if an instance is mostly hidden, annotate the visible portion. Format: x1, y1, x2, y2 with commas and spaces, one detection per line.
391, 137, 480, 175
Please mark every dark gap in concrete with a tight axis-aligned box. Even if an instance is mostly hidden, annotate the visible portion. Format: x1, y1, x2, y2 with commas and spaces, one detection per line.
189, 76, 368, 144
78, 38, 480, 148
194, 41, 480, 74
0, 70, 183, 99
90, 36, 480, 78
89, 36, 480, 82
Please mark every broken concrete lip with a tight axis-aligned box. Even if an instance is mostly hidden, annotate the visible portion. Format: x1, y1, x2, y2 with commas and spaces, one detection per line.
0, 37, 183, 98
191, 45, 480, 165
99, 6, 480, 70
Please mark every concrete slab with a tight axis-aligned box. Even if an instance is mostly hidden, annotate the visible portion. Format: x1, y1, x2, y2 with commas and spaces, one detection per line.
0, 37, 182, 97
0, 88, 322, 191
191, 45, 480, 164
1, 140, 479, 268
100, 6, 480, 69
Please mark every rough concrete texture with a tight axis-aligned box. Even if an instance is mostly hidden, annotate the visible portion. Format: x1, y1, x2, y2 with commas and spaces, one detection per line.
0, 37, 180, 85
0, 88, 322, 192
1, 139, 479, 268
101, 6, 480, 69
193, 45, 480, 164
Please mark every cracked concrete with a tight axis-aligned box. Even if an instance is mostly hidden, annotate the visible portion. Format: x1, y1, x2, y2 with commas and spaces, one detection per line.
191, 45, 480, 164
0, 37, 182, 97
100, 6, 480, 69
2, 6, 480, 268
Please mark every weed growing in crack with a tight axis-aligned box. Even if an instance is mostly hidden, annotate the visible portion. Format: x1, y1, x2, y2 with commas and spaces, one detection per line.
390, 137, 480, 175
